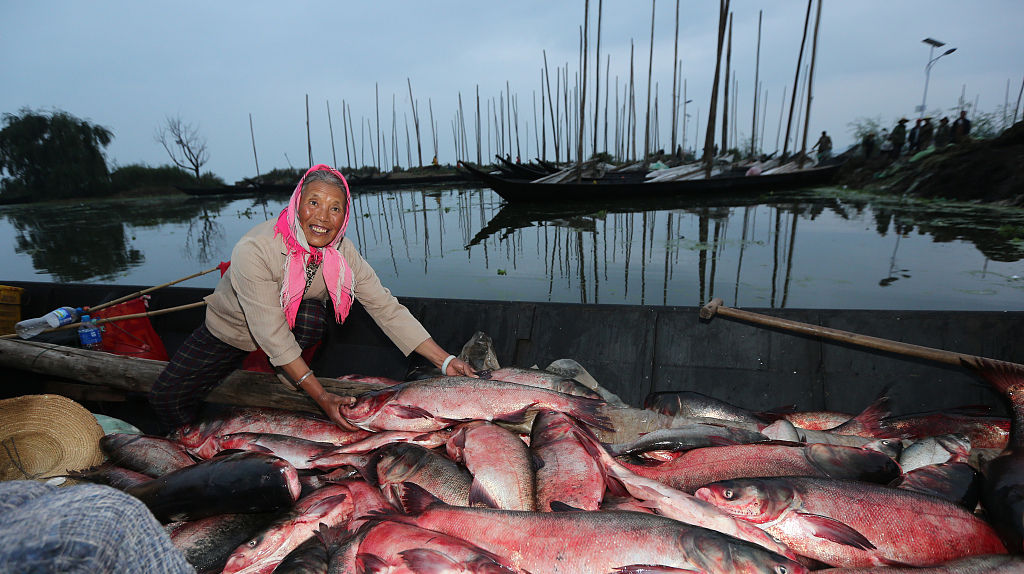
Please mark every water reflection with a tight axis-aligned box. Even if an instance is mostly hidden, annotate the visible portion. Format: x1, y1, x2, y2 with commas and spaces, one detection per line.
1, 187, 1022, 311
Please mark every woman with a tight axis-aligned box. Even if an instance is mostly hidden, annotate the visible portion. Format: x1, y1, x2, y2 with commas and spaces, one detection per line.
149, 164, 475, 431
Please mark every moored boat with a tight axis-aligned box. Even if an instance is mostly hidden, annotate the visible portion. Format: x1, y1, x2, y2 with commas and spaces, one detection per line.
460, 160, 842, 203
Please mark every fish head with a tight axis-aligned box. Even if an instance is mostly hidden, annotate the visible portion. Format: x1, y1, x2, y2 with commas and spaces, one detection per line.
222, 526, 289, 574
806, 443, 901, 483
862, 437, 903, 460
694, 478, 794, 524
375, 443, 428, 486
682, 528, 808, 574
171, 421, 209, 448
337, 389, 398, 425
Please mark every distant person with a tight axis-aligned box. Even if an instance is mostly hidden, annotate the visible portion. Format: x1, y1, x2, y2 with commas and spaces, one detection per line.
935, 117, 952, 147
908, 119, 922, 153
879, 128, 893, 159
953, 110, 972, 143
862, 131, 876, 159
891, 119, 908, 158
149, 164, 475, 432
815, 131, 833, 161
918, 117, 934, 150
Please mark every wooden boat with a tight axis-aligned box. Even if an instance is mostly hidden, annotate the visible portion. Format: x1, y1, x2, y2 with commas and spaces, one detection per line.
1, 280, 1019, 435
460, 160, 842, 203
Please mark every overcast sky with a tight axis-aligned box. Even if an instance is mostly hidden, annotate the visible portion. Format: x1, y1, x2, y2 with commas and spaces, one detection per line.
3, 1, 1022, 184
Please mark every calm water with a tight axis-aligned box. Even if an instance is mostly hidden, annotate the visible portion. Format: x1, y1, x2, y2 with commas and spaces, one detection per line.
2, 186, 1023, 310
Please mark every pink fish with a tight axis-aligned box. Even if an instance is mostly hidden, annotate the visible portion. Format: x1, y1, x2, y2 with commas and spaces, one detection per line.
337, 376, 608, 432
696, 476, 1006, 568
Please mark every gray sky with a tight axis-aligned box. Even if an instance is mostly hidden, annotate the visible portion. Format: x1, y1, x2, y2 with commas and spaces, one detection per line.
3, 1, 1022, 184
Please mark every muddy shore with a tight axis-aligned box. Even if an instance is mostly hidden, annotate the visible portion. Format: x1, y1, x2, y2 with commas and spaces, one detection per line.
835, 121, 1024, 207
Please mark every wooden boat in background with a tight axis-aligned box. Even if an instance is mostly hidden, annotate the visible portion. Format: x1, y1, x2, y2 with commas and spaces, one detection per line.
460, 160, 842, 203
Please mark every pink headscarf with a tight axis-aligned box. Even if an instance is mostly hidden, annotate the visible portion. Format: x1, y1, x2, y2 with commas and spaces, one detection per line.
273, 164, 354, 327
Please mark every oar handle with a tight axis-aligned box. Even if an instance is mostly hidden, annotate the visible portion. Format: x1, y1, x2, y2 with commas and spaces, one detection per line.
699, 298, 970, 368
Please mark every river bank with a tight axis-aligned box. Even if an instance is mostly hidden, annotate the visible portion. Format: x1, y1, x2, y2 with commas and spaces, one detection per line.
836, 121, 1024, 207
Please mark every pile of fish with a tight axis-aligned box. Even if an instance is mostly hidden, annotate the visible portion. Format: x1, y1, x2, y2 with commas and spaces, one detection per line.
68, 354, 1024, 573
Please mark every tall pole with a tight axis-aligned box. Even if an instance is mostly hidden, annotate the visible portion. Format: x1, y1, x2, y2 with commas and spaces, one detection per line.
592, 0, 603, 158
249, 113, 260, 180
721, 12, 732, 155
342, 100, 351, 169
476, 85, 483, 165
704, 0, 730, 176
798, 0, 823, 167
578, 0, 590, 179
642, 0, 656, 167
750, 10, 762, 158
375, 83, 381, 171
407, 79, 423, 167
305, 94, 313, 168
327, 101, 338, 168
783, 0, 813, 160
670, 0, 681, 155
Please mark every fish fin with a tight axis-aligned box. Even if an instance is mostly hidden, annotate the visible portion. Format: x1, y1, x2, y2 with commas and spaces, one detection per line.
390, 404, 436, 420
831, 392, 892, 436
962, 357, 1024, 396
400, 481, 445, 514
494, 404, 533, 424
570, 428, 630, 499
707, 436, 741, 447
567, 397, 613, 431
549, 501, 585, 512
303, 493, 349, 516
356, 553, 391, 573
399, 548, 460, 574
211, 448, 249, 457
797, 512, 876, 550
469, 479, 500, 508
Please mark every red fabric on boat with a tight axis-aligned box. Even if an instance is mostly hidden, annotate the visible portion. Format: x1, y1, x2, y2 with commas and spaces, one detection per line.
241, 343, 321, 373
91, 297, 169, 361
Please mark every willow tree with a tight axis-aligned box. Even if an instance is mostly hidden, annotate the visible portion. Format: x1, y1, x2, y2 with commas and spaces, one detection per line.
0, 108, 113, 200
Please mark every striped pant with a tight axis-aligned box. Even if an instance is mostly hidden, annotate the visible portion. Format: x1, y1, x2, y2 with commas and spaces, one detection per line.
149, 300, 326, 431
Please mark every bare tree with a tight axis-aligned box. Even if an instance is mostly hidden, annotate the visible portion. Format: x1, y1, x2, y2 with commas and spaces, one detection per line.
156, 116, 209, 179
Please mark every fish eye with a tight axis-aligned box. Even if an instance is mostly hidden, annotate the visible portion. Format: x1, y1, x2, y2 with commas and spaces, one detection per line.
723, 489, 734, 499
777, 566, 788, 574
247, 539, 258, 548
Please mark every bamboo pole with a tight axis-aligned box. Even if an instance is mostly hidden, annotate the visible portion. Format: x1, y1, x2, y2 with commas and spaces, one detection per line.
405, 113, 412, 167
721, 12, 732, 155
375, 83, 382, 171
1, 302, 208, 340
248, 113, 261, 181
704, 0, 729, 176
798, 0, 823, 168
628, 40, 636, 161
89, 265, 222, 314
342, 101, 351, 169
477, 85, 483, 165
392, 94, 399, 170
407, 79, 423, 167
578, 0, 591, 180
750, 10, 762, 158
592, 0, 603, 158
429, 98, 438, 162
604, 55, 610, 155
670, 0, 681, 155
783, 0, 813, 160
642, 0, 656, 167
543, 51, 558, 162
305, 94, 313, 168
347, 105, 357, 168
327, 100, 338, 168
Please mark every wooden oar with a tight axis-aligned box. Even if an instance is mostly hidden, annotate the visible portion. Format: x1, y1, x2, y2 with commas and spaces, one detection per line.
87, 264, 223, 313
1, 302, 207, 340
699, 297, 1020, 370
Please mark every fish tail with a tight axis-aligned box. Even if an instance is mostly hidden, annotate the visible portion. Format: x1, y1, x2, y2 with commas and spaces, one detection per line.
571, 428, 630, 499
962, 357, 1024, 397
399, 481, 446, 514
566, 397, 612, 431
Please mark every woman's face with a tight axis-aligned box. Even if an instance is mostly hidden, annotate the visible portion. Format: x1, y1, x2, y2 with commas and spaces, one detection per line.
297, 180, 346, 248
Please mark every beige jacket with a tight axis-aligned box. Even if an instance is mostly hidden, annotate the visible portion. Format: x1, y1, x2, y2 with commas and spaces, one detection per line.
204, 220, 430, 366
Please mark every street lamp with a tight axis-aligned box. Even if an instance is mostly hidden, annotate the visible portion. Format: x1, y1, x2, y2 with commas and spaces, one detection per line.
918, 38, 957, 118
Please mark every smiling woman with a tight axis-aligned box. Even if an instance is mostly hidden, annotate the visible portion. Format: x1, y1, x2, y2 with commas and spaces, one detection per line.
148, 164, 475, 433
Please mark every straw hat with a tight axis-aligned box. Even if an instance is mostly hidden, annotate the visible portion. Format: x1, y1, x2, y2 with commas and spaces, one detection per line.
0, 395, 104, 483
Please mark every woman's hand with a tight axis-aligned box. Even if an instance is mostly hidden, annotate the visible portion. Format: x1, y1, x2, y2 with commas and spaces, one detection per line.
314, 391, 361, 431
444, 356, 477, 377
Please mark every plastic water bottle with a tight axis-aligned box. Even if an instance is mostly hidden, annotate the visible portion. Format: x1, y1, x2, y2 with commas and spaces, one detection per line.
14, 306, 82, 339
77, 315, 102, 350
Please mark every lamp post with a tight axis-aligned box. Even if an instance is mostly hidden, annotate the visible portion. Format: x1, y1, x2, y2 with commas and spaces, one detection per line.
918, 38, 957, 118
